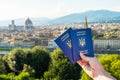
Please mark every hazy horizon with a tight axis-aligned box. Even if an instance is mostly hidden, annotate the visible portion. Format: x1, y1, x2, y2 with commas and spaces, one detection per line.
0, 9, 119, 22
0, 0, 120, 21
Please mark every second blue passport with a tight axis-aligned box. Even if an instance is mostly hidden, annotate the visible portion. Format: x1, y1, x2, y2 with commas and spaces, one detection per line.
54, 28, 75, 64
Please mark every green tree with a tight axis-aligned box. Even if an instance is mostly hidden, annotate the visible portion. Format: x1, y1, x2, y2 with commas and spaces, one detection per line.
31, 46, 51, 78
23, 48, 33, 66
3, 46, 50, 78
0, 56, 7, 74
99, 54, 120, 79
43, 49, 81, 80
2, 55, 13, 74
7, 48, 25, 74
22, 64, 35, 77
80, 70, 92, 80
0, 74, 11, 80
0, 73, 15, 80
15, 72, 30, 80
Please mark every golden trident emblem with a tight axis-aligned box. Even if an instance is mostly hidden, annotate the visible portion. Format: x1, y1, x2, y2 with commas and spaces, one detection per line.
66, 40, 72, 48
79, 37, 86, 47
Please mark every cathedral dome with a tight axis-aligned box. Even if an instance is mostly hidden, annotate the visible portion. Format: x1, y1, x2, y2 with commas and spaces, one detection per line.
24, 18, 33, 30
25, 18, 32, 26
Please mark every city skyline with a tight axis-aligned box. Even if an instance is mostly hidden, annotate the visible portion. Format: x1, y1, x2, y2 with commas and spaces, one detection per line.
0, 0, 120, 21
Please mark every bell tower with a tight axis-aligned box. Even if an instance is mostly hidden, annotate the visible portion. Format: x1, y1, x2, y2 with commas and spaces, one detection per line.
84, 16, 88, 28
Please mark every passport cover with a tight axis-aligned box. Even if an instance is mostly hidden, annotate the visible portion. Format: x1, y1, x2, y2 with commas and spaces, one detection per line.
54, 28, 75, 64
70, 28, 94, 62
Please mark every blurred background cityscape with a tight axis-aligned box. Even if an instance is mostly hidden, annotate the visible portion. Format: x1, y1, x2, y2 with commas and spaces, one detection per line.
0, 9, 120, 55
0, 0, 120, 80
0, 0, 120, 55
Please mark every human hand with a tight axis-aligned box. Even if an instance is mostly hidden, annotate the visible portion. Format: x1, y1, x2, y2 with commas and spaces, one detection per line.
77, 53, 116, 80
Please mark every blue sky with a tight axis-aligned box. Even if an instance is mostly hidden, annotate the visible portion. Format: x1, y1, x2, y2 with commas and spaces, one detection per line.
0, 0, 120, 21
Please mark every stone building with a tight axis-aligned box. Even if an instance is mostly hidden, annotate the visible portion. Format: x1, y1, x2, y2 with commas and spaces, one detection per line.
24, 18, 34, 30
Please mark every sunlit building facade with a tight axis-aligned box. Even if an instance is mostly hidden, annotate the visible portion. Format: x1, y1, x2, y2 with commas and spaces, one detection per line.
94, 39, 120, 53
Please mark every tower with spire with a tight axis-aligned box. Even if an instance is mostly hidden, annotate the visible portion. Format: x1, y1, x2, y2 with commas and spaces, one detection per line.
84, 16, 88, 28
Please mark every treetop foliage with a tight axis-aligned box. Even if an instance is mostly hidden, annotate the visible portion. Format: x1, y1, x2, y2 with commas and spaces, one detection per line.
0, 47, 119, 80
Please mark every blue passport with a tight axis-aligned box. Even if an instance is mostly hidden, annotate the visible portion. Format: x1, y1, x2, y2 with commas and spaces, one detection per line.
55, 28, 94, 64
70, 28, 94, 62
54, 28, 75, 64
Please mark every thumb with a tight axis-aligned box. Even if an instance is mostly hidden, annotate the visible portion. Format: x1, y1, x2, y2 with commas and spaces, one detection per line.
80, 53, 90, 62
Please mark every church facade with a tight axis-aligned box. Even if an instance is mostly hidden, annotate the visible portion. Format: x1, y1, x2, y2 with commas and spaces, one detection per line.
8, 18, 34, 31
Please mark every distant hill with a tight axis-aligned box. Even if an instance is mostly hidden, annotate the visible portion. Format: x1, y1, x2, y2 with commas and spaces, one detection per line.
0, 10, 120, 28
51, 10, 120, 24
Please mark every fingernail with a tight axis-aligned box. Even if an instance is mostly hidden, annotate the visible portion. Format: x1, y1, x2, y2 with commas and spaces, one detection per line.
80, 52, 83, 55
